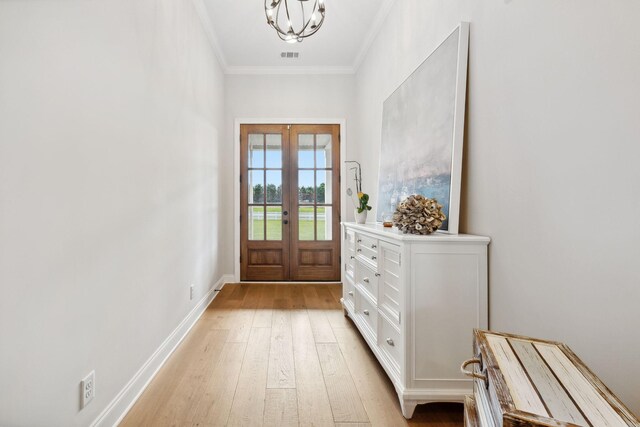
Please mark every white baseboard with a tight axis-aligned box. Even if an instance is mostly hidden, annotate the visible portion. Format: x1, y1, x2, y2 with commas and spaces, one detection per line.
91, 274, 234, 427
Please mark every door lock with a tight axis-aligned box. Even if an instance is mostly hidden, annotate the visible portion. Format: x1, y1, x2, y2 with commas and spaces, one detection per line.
283, 220, 289, 224
283, 211, 288, 216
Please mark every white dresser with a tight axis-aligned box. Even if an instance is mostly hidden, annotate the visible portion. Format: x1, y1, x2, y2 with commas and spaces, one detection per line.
341, 222, 490, 418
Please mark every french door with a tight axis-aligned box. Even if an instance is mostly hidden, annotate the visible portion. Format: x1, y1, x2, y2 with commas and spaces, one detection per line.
240, 124, 340, 281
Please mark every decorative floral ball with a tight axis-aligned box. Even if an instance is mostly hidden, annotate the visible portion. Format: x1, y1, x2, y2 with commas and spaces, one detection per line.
392, 194, 446, 235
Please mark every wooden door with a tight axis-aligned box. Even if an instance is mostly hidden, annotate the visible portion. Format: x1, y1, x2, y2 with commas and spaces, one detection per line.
240, 124, 340, 281
240, 124, 290, 281
289, 124, 341, 281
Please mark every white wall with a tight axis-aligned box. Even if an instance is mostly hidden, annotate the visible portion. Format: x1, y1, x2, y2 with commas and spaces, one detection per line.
0, 1, 226, 425
354, 0, 640, 414
223, 74, 357, 276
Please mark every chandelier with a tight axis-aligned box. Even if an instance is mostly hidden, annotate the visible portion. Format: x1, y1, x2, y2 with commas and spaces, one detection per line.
265, 0, 326, 43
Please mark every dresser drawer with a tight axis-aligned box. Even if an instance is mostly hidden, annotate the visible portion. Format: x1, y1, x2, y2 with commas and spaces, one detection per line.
355, 259, 378, 302
356, 233, 378, 266
343, 277, 355, 308
356, 232, 377, 252
355, 289, 377, 339
378, 313, 401, 375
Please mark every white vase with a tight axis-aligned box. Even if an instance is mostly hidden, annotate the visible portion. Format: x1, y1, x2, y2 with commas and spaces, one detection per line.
355, 209, 368, 224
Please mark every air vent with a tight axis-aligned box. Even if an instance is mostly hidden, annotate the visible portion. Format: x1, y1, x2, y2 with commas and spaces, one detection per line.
280, 52, 300, 59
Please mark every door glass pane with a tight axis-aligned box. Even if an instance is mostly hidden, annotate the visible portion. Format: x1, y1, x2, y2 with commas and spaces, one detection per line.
298, 170, 314, 204
266, 170, 282, 204
298, 206, 314, 240
249, 170, 264, 204
315, 134, 332, 168
265, 134, 282, 168
315, 170, 331, 204
298, 134, 314, 168
266, 206, 282, 241
248, 206, 265, 240
316, 206, 332, 241
248, 134, 264, 168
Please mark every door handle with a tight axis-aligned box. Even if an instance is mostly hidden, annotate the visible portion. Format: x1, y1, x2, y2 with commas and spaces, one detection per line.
283, 211, 288, 216
283, 220, 289, 224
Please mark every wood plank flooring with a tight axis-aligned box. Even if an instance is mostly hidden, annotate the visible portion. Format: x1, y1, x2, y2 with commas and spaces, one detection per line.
121, 284, 463, 427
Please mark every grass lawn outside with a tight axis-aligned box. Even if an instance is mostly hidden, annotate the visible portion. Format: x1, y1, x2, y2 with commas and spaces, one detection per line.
249, 206, 329, 240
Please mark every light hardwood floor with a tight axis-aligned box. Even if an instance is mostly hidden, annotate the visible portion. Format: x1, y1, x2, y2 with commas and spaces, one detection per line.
121, 284, 463, 427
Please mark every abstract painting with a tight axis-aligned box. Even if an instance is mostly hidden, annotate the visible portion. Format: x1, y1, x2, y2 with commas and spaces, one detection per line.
376, 23, 469, 234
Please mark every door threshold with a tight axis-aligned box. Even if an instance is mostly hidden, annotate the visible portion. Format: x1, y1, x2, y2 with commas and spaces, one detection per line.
237, 281, 342, 285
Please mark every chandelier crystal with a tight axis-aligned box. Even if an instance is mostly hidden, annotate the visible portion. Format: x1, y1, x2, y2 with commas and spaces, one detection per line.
265, 0, 326, 43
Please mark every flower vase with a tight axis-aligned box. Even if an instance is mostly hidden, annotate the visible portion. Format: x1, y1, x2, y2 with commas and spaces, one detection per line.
355, 209, 368, 224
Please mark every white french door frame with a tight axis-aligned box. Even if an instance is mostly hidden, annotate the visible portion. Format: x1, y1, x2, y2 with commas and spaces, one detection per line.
233, 118, 348, 282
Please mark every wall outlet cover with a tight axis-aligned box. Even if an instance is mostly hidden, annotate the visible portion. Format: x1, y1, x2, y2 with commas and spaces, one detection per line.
81, 370, 95, 409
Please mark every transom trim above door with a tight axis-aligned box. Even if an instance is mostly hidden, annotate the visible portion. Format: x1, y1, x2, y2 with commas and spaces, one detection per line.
240, 124, 341, 281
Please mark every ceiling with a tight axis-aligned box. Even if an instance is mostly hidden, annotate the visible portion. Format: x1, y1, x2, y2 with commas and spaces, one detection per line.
196, 0, 394, 74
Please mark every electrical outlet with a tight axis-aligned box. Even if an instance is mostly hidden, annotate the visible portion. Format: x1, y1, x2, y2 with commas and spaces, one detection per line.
80, 371, 95, 409
190, 284, 194, 300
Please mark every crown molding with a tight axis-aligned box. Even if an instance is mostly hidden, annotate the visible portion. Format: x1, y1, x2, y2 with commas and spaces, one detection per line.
225, 65, 356, 75
352, 0, 396, 73
193, 0, 395, 76
192, 0, 229, 72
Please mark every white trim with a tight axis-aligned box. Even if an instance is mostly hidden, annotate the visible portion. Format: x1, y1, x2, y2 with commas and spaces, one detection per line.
234, 118, 348, 282
90, 274, 234, 427
192, 0, 229, 72
225, 66, 355, 75
192, 0, 396, 76
352, 0, 397, 73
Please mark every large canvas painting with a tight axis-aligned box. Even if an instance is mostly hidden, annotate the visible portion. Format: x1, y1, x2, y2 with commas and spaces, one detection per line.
377, 23, 469, 234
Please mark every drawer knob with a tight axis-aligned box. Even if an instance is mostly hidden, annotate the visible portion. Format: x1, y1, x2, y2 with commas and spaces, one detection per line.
350, 256, 355, 259
363, 310, 370, 316
375, 273, 381, 277
460, 358, 488, 383
357, 239, 362, 243
357, 249, 362, 252
386, 338, 395, 346
371, 244, 377, 249
348, 291, 354, 296
371, 256, 377, 260
363, 277, 370, 283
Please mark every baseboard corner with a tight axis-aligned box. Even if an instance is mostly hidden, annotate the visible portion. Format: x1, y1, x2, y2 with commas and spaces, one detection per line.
90, 273, 232, 427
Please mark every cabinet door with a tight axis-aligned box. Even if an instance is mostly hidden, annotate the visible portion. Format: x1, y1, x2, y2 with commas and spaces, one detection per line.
409, 243, 488, 386
378, 241, 402, 325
